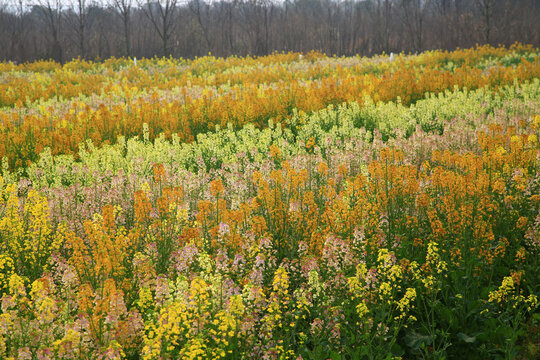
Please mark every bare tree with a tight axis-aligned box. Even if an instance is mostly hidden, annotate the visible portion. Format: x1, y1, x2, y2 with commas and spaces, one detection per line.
88, 4, 115, 58
215, 0, 238, 55
399, 0, 430, 52
515, 0, 540, 45
138, 0, 178, 55
35, 0, 63, 62
189, 0, 211, 50
3, 0, 28, 61
1, 0, 539, 62
66, 0, 90, 58
0, 0, 10, 60
475, 0, 494, 44
110, 0, 133, 56
238, 0, 275, 55
375, 0, 394, 53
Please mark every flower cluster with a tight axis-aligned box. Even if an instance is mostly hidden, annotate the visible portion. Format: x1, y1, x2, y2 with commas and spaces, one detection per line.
0, 49, 539, 359
1, 45, 539, 169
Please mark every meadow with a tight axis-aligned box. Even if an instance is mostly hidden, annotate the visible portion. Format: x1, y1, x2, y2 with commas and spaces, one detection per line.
0, 44, 539, 359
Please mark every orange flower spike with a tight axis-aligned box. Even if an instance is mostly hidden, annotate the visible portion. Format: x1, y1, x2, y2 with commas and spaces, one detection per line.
210, 179, 224, 197
338, 164, 348, 178
134, 190, 152, 223
270, 169, 285, 186
515, 247, 527, 262
413, 238, 424, 247
282, 160, 291, 173
269, 144, 281, 160
156, 186, 182, 215
77, 283, 94, 313
317, 161, 329, 176
217, 198, 228, 217
510, 270, 523, 285
305, 137, 316, 153
102, 205, 116, 230
153, 163, 166, 183
196, 200, 214, 225
251, 216, 267, 236
450, 248, 462, 265
516, 216, 528, 229
156, 196, 167, 215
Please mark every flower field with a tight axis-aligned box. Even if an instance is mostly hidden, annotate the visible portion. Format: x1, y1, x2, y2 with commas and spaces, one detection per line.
0, 45, 539, 359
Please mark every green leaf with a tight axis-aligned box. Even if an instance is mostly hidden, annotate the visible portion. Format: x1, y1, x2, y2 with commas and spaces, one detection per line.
391, 343, 404, 357
439, 306, 455, 326
457, 332, 477, 344
404, 331, 434, 350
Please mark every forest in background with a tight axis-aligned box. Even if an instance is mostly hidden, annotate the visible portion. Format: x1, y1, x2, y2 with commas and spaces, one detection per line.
0, 0, 539, 62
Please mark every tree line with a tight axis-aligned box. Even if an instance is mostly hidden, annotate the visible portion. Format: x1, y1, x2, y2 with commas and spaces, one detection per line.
1, 0, 539, 63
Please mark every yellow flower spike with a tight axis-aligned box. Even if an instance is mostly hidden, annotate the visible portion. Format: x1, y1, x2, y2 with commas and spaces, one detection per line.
272, 267, 290, 293
533, 115, 540, 127
488, 276, 516, 306
138, 287, 154, 311
396, 288, 417, 320
7, 273, 26, 298
229, 294, 245, 316
378, 282, 392, 301
377, 248, 392, 267
141, 181, 151, 195
356, 302, 369, 318
495, 146, 506, 156
0, 255, 14, 291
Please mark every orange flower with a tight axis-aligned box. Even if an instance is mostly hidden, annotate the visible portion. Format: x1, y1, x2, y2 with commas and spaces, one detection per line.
210, 179, 224, 197
153, 163, 166, 183
305, 137, 316, 153
134, 190, 152, 223
269, 144, 281, 159
317, 161, 329, 176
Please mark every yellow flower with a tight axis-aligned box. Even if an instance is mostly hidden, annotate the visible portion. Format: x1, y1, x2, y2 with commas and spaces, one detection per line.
7, 274, 26, 297
356, 302, 369, 318
488, 276, 515, 305
396, 288, 416, 320
533, 115, 540, 127
138, 287, 154, 310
